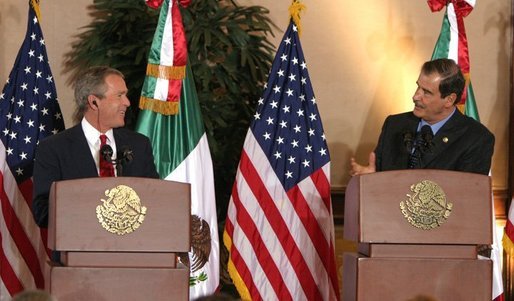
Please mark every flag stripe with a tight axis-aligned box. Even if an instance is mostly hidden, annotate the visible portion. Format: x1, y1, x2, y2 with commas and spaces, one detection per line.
155, 78, 169, 101
0, 2, 65, 298
166, 78, 182, 103
0, 174, 44, 289
230, 177, 291, 300
309, 166, 331, 211
243, 131, 335, 297
164, 134, 220, 298
311, 164, 340, 297
0, 180, 35, 296
238, 138, 325, 300
148, 0, 168, 65
240, 149, 322, 299
224, 219, 262, 300
0, 230, 24, 296
224, 204, 258, 300
447, 5, 459, 63
159, 0, 174, 66
286, 184, 331, 272
235, 151, 306, 299
431, 2, 504, 299
170, 1, 187, 66
137, 63, 219, 298
224, 19, 339, 300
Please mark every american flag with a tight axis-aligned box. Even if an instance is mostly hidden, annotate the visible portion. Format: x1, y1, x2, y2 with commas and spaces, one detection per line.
223, 20, 340, 300
0, 1, 64, 299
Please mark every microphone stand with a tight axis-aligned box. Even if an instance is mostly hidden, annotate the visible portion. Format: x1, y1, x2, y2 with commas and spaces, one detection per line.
101, 145, 134, 177
115, 161, 124, 177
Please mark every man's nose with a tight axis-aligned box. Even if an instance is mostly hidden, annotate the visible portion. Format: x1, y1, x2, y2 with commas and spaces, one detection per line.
412, 88, 421, 102
122, 96, 130, 107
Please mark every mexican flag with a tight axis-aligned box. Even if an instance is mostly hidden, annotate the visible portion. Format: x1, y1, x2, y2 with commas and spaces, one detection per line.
136, 64, 220, 299
428, 1, 504, 300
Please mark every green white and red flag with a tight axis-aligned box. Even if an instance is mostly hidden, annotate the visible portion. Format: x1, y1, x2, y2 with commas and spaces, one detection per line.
136, 65, 219, 299
137, 1, 219, 298
139, 0, 189, 115
428, 1, 504, 300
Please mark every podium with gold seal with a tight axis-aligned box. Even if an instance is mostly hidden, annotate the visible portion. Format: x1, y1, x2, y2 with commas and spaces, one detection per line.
45, 177, 191, 301
343, 170, 492, 300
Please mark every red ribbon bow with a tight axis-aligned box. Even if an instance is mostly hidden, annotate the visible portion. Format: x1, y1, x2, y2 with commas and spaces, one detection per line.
427, 0, 473, 17
146, 0, 191, 9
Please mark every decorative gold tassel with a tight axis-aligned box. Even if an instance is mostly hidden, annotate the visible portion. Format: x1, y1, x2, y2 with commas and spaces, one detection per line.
457, 73, 471, 114
31, 0, 42, 21
223, 231, 252, 301
288, 0, 306, 36
146, 64, 186, 80
503, 235, 514, 257
139, 96, 179, 115
456, 104, 465, 114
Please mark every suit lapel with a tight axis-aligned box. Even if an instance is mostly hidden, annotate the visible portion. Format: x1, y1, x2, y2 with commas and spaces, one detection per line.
394, 114, 420, 168
67, 125, 99, 177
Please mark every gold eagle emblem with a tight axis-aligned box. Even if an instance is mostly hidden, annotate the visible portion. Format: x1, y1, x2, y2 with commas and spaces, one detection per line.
96, 185, 147, 235
400, 180, 452, 230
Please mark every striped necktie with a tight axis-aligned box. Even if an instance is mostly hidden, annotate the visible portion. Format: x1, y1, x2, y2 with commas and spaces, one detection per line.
408, 125, 433, 169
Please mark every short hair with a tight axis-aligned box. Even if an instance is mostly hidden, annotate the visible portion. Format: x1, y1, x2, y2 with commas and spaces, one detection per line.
72, 66, 124, 123
421, 58, 465, 105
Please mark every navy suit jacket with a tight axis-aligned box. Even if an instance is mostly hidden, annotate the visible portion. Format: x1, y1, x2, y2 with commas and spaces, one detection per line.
374, 109, 494, 175
32, 124, 159, 227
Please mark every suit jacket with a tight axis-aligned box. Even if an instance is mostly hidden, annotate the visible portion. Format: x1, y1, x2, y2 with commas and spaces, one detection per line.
32, 124, 159, 227
374, 109, 494, 175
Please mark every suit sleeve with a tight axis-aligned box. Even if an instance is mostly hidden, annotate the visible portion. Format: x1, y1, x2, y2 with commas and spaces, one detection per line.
374, 116, 392, 172
32, 140, 62, 228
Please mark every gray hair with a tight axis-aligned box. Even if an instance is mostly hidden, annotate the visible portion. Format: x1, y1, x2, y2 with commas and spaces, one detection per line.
72, 66, 124, 123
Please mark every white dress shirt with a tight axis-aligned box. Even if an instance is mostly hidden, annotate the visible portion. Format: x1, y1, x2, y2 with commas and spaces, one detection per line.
81, 118, 117, 176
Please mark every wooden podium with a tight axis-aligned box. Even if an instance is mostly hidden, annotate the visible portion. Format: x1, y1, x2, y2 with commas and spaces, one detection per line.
45, 177, 191, 301
343, 170, 493, 301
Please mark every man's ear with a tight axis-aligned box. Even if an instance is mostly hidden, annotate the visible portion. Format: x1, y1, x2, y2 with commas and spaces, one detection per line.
87, 95, 98, 109
445, 93, 457, 107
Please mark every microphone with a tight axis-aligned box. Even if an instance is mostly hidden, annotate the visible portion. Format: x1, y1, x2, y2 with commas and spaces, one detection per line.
100, 144, 114, 162
419, 125, 434, 152
402, 131, 414, 153
117, 146, 134, 164
115, 146, 134, 176
100, 143, 134, 176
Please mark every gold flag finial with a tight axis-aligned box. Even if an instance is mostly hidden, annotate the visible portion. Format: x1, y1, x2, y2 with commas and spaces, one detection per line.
31, 0, 42, 22
289, 0, 306, 36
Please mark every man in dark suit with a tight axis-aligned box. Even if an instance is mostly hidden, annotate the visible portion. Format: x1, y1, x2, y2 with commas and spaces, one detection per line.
32, 66, 159, 227
350, 58, 494, 176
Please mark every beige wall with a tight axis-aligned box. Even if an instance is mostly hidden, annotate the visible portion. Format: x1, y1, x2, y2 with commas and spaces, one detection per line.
0, 0, 510, 191
0, 0, 92, 127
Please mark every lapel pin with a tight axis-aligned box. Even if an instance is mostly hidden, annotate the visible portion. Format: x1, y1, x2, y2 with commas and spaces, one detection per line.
442, 137, 449, 143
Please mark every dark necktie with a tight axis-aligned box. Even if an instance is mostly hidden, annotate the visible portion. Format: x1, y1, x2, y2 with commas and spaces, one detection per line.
99, 134, 115, 177
408, 125, 433, 169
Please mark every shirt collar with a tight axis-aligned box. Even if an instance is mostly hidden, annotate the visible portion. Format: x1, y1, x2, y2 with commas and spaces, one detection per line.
418, 107, 456, 135
81, 118, 114, 145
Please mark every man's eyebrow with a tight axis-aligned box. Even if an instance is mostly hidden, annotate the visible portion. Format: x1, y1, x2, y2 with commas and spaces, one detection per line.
416, 81, 433, 95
